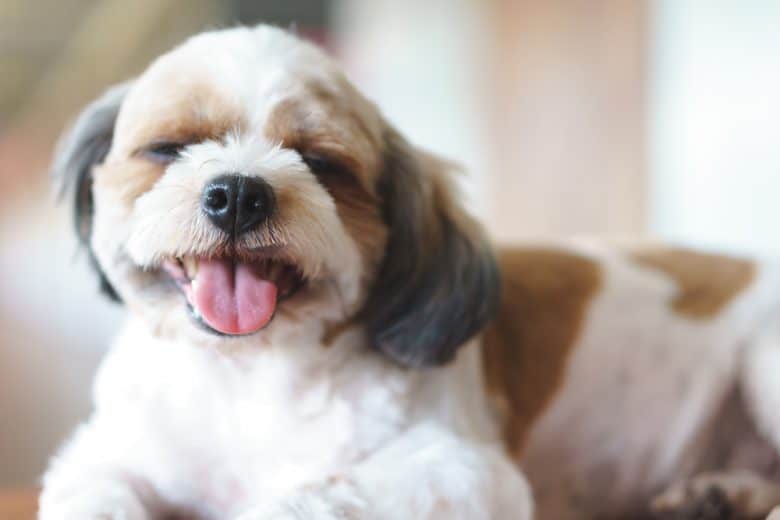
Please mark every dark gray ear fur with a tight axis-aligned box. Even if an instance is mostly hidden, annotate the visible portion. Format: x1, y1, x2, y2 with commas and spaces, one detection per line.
53, 83, 132, 302
361, 129, 501, 368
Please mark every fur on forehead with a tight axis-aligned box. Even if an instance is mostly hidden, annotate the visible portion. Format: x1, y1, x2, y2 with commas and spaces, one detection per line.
112, 25, 382, 163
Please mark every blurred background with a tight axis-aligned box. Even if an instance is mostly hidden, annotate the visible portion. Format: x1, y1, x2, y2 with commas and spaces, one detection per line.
0, 0, 778, 486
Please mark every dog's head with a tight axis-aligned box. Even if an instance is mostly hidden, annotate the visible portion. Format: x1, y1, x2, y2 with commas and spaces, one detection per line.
53, 25, 499, 368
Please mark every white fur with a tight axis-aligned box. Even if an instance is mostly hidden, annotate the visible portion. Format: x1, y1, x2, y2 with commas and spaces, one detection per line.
744, 322, 780, 452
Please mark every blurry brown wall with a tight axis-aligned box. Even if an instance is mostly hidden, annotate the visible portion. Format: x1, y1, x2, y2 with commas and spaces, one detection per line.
486, 0, 648, 240
336, 0, 648, 240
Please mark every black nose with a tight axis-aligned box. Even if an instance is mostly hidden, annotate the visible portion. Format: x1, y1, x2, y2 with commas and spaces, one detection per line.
202, 174, 275, 237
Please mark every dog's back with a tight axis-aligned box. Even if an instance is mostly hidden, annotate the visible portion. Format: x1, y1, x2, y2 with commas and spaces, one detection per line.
482, 240, 780, 518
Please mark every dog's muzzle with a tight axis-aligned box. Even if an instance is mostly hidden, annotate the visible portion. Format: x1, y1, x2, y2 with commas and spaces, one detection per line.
161, 173, 303, 336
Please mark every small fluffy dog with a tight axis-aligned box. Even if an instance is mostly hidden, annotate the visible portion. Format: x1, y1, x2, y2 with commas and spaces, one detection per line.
40, 25, 780, 520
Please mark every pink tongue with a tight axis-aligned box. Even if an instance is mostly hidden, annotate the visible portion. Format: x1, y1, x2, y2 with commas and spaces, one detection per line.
190, 258, 278, 335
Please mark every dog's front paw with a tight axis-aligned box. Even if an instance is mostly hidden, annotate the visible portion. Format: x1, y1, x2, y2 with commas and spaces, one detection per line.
40, 500, 148, 520
234, 498, 363, 520
651, 486, 734, 520
235, 480, 366, 520
39, 486, 150, 520
651, 471, 780, 520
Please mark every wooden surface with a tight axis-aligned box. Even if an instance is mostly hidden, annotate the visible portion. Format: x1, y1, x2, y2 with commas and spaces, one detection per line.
0, 490, 38, 520
486, 0, 648, 239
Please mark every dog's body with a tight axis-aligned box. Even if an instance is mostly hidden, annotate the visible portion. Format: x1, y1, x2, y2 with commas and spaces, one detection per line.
489, 243, 780, 519
40, 25, 780, 519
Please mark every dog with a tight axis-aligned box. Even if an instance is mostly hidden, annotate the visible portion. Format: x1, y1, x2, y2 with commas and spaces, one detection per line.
39, 25, 780, 519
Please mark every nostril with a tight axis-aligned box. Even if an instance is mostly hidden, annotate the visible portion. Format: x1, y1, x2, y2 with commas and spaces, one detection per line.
245, 194, 265, 213
235, 177, 275, 235
201, 175, 240, 236
204, 188, 229, 212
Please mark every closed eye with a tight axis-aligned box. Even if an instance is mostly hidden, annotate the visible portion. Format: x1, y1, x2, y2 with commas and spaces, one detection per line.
140, 141, 188, 165
300, 153, 352, 178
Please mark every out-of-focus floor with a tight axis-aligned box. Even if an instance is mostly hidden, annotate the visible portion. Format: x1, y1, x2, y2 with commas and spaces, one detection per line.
0, 489, 38, 520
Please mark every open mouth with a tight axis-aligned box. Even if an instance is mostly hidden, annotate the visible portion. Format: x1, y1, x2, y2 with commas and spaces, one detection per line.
162, 255, 305, 336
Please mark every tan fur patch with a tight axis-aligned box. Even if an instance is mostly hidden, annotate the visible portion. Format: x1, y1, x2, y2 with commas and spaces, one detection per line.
632, 248, 756, 319
265, 84, 387, 279
322, 176, 387, 276
482, 248, 602, 458
115, 81, 245, 159
321, 317, 355, 347
264, 81, 382, 191
93, 159, 164, 208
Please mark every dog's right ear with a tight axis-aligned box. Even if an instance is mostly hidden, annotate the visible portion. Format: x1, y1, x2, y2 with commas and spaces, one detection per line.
52, 82, 132, 302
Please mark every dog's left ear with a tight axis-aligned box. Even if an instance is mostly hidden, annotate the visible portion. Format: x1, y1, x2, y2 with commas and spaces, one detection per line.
361, 128, 501, 368
52, 82, 132, 302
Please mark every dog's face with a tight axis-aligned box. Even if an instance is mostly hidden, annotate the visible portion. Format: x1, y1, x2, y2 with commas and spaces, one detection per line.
54, 26, 499, 367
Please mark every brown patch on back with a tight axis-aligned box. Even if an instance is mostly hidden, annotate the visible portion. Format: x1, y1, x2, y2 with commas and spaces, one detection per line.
631, 248, 756, 319
482, 248, 602, 458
